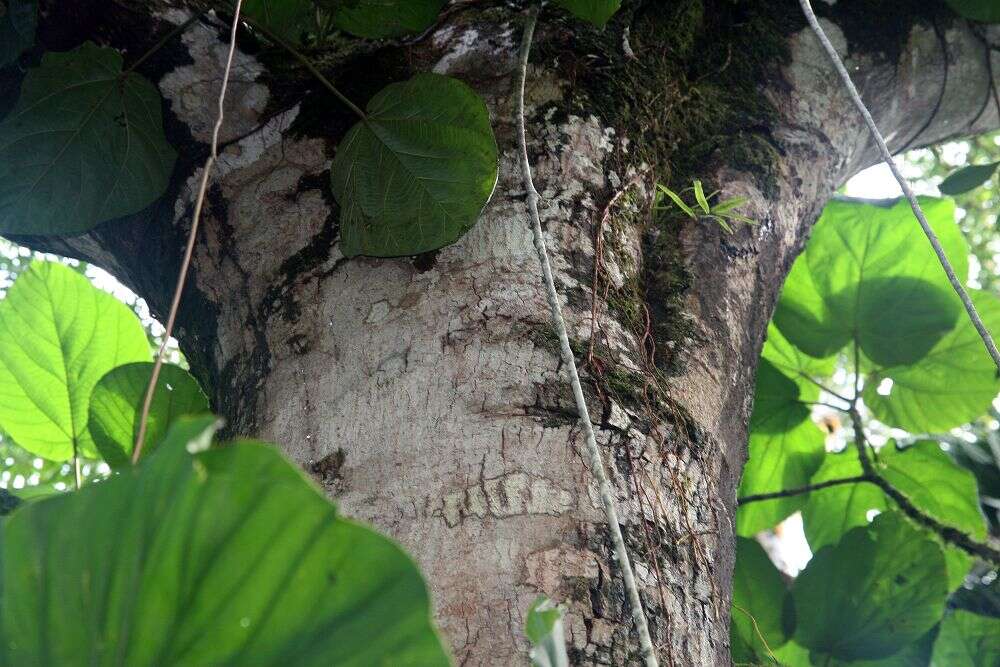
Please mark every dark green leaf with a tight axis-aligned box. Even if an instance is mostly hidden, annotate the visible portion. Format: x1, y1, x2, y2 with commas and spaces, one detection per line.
939, 161, 1000, 195
931, 610, 1000, 666
0, 42, 177, 235
525, 596, 569, 667
793, 512, 948, 661
88, 362, 210, 467
0, 262, 149, 461
802, 442, 985, 590
730, 537, 789, 663
243, 0, 315, 43
774, 197, 968, 362
656, 184, 696, 218
322, 0, 446, 39
863, 290, 1000, 432
0, 0, 36, 67
553, 0, 622, 28
761, 322, 836, 384
331, 73, 498, 257
0, 416, 450, 665
945, 0, 1000, 22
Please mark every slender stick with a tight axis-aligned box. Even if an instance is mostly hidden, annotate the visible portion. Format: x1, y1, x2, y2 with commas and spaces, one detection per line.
799, 0, 1000, 373
133, 2, 245, 464
125, 11, 205, 74
737, 475, 873, 505
241, 14, 367, 121
849, 408, 1000, 564
515, 8, 658, 666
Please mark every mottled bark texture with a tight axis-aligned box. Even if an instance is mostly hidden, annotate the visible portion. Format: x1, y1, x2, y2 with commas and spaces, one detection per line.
13, 1, 1000, 664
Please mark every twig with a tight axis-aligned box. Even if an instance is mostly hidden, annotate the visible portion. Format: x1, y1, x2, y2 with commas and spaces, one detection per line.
799, 0, 1000, 373
514, 7, 658, 666
849, 408, 1000, 564
133, 0, 246, 464
125, 11, 205, 74
737, 475, 873, 505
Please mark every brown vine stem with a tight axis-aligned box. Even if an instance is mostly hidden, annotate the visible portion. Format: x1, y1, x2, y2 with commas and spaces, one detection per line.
849, 408, 1000, 565
515, 6, 658, 665
132, 2, 245, 464
799, 0, 1000, 373
737, 475, 874, 505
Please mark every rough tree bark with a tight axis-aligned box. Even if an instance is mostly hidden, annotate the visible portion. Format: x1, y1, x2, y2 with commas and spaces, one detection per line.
13, 1, 1000, 664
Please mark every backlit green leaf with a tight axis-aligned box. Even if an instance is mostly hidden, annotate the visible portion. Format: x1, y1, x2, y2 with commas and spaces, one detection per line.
939, 161, 1000, 195
931, 610, 1000, 666
945, 0, 1000, 22
0, 262, 149, 461
863, 290, 1000, 432
793, 512, 948, 661
322, 0, 446, 39
761, 322, 837, 384
0, 416, 450, 666
0, 0, 36, 67
331, 73, 499, 257
526, 596, 569, 667
0, 42, 177, 235
730, 537, 789, 663
88, 362, 210, 467
802, 442, 985, 590
553, 0, 622, 28
774, 198, 968, 363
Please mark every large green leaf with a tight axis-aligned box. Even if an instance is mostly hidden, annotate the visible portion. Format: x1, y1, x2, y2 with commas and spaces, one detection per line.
939, 161, 1000, 195
730, 537, 789, 663
774, 198, 968, 363
931, 611, 1000, 666
737, 359, 826, 535
793, 512, 948, 662
863, 290, 1000, 432
761, 322, 836, 385
243, 0, 315, 43
0, 42, 177, 235
88, 362, 210, 467
0, 0, 36, 67
331, 73, 499, 257
0, 262, 149, 461
0, 416, 450, 665
945, 0, 1000, 22
801, 442, 985, 590
553, 0, 622, 27
321, 0, 446, 38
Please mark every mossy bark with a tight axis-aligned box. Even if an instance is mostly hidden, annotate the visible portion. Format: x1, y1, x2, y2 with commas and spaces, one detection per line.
12, 1, 1000, 664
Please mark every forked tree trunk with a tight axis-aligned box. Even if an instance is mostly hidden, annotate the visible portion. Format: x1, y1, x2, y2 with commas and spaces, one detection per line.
19, 1, 1000, 664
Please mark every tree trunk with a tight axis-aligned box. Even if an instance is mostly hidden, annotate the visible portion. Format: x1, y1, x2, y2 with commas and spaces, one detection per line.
17, 1, 1000, 664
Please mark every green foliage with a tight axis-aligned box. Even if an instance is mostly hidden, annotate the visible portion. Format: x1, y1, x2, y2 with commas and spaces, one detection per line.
863, 290, 1000, 432
730, 537, 789, 663
525, 596, 569, 667
0, 262, 149, 461
931, 610, 1000, 666
655, 181, 755, 233
945, 0, 1000, 22
243, 0, 316, 43
774, 197, 967, 362
792, 512, 948, 662
331, 73, 499, 257
0, 416, 449, 665
0, 0, 36, 67
88, 362, 210, 467
320, 0, 446, 39
802, 441, 985, 590
0, 42, 176, 235
552, 0, 621, 28
939, 161, 1000, 195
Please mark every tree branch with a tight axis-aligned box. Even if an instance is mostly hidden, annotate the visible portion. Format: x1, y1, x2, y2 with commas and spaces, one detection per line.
737, 475, 874, 506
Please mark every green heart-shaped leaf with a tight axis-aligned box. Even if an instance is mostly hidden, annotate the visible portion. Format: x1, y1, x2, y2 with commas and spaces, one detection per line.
730, 537, 790, 663
0, 416, 450, 666
320, 0, 446, 38
88, 362, 210, 467
0, 42, 177, 235
331, 73, 498, 257
0, 261, 149, 461
553, 0, 622, 27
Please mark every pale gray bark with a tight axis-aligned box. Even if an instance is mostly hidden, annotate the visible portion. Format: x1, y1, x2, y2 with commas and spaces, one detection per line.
19, 4, 1000, 665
